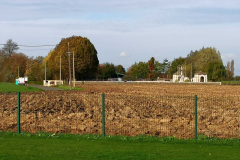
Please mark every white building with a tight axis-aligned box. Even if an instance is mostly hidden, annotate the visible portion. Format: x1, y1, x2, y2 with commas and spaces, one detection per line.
192, 72, 208, 82
173, 66, 189, 82
173, 65, 208, 83
15, 76, 28, 85
43, 80, 63, 86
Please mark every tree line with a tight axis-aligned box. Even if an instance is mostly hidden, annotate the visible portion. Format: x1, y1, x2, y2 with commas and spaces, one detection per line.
0, 39, 45, 82
168, 47, 234, 81
0, 37, 236, 83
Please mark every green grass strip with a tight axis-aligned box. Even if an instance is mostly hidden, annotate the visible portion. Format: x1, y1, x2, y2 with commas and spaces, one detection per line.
28, 81, 43, 85
0, 132, 240, 160
56, 85, 83, 91
221, 81, 240, 85
0, 83, 43, 93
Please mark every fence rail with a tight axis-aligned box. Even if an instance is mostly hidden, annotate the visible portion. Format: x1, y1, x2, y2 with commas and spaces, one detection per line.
0, 92, 239, 139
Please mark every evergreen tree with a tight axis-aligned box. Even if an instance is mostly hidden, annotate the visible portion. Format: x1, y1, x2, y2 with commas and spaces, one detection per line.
115, 65, 125, 75
45, 36, 99, 80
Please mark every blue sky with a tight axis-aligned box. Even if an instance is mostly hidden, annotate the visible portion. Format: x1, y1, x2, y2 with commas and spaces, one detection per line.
1, 0, 240, 75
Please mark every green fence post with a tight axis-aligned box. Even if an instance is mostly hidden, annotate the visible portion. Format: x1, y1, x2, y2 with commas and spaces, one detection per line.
17, 92, 21, 134
195, 95, 197, 140
102, 93, 105, 137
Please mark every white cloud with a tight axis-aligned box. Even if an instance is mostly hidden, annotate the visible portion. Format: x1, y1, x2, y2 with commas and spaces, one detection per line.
119, 52, 128, 57
1, 0, 240, 75
221, 53, 237, 60
154, 54, 161, 57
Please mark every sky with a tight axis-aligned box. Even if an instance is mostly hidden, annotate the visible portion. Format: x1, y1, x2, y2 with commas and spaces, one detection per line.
0, 0, 240, 75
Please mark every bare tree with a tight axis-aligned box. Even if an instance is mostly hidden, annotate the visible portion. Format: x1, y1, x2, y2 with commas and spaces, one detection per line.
226, 61, 231, 78
2, 39, 19, 57
226, 60, 234, 79
230, 59, 234, 78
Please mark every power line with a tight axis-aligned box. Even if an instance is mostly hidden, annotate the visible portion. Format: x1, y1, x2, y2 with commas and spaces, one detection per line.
0, 44, 56, 47
18, 48, 54, 51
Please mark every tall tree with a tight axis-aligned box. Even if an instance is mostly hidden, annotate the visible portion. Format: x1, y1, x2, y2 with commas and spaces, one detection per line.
26, 56, 45, 81
0, 52, 28, 82
0, 39, 20, 81
230, 60, 234, 78
100, 63, 116, 79
125, 62, 149, 80
2, 39, 19, 57
207, 61, 226, 81
46, 36, 99, 80
183, 47, 225, 81
148, 57, 155, 80
115, 65, 125, 75
226, 59, 235, 80
162, 58, 170, 74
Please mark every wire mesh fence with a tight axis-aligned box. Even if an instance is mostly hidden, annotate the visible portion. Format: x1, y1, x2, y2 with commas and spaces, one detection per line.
0, 92, 240, 139
0, 93, 18, 132
104, 93, 195, 138
1, 92, 102, 135
198, 95, 240, 138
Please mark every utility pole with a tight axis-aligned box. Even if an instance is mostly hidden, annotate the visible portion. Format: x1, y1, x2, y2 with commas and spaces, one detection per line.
73, 51, 75, 87
60, 55, 61, 81
45, 61, 46, 81
66, 42, 72, 90
191, 63, 192, 82
185, 65, 186, 77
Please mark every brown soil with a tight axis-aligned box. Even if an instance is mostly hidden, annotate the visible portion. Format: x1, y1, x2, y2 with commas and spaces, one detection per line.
0, 83, 240, 139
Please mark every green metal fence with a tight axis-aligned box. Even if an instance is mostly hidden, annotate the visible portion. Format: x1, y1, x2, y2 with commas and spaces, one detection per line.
0, 92, 240, 139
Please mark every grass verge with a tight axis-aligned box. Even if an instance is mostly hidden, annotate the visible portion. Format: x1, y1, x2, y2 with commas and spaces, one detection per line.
28, 81, 43, 85
0, 132, 240, 160
221, 81, 240, 85
56, 85, 83, 91
0, 83, 43, 93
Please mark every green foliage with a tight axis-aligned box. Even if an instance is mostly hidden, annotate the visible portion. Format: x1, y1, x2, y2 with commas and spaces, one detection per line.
162, 58, 170, 74
98, 63, 117, 79
125, 58, 171, 81
169, 47, 226, 81
126, 62, 149, 80
235, 76, 240, 81
115, 65, 125, 75
168, 57, 185, 76
57, 85, 83, 91
28, 81, 43, 85
26, 56, 45, 81
186, 47, 224, 76
225, 60, 234, 80
46, 36, 99, 80
221, 81, 240, 85
207, 61, 226, 82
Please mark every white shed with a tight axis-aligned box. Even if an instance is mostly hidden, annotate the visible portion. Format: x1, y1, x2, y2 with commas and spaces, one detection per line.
192, 72, 208, 82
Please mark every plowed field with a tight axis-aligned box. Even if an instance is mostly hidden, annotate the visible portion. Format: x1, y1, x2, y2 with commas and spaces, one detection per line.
1, 82, 240, 138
